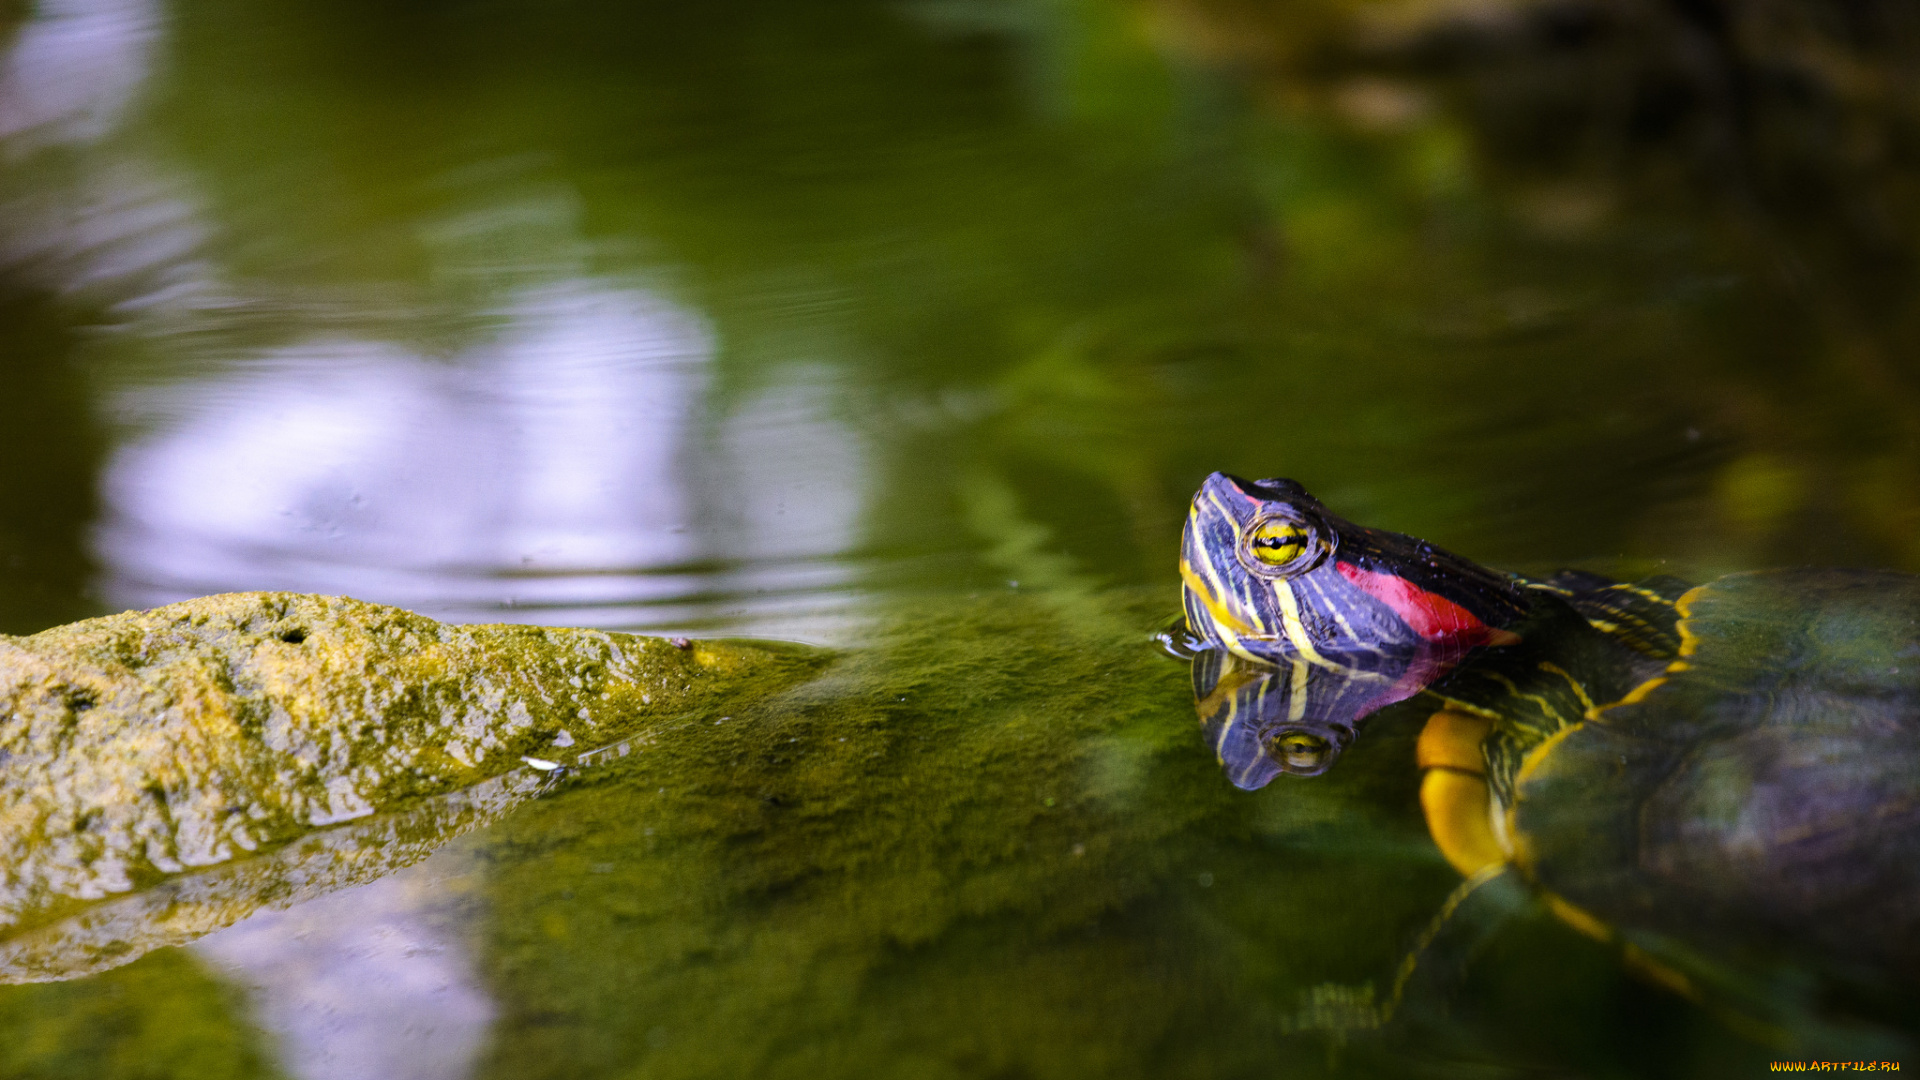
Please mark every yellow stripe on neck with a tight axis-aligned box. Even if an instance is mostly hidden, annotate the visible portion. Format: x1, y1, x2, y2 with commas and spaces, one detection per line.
1271, 578, 1341, 671
1179, 559, 1256, 638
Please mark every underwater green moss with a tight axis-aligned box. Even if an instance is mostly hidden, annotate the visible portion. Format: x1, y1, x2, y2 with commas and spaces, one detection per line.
0, 947, 283, 1080
468, 589, 1470, 1080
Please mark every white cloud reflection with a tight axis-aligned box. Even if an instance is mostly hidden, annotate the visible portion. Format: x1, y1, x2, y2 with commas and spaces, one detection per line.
98, 283, 713, 622
700, 364, 871, 631
0, 0, 222, 316
0, 0, 160, 150
193, 853, 495, 1080
97, 281, 873, 638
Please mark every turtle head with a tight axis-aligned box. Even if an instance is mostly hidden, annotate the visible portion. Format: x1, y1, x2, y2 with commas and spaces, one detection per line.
1179, 475, 1536, 786
1179, 472, 1531, 668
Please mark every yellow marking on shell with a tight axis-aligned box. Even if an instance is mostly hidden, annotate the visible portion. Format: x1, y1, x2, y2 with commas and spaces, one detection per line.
1383, 866, 1723, 1028
1512, 720, 1584, 789
1287, 659, 1310, 723
1599, 674, 1670, 717
1536, 661, 1596, 716
1586, 617, 1621, 634
1485, 671, 1562, 725
1426, 693, 1504, 722
1619, 583, 1680, 608
1505, 720, 1588, 875
1623, 944, 1700, 1001
1585, 658, 1693, 731
1544, 895, 1612, 943
1604, 609, 1658, 630
1614, 617, 1661, 641
1708, 1005, 1792, 1051
1672, 582, 1711, 658
1544, 897, 1719, 1014
1385, 864, 1508, 1019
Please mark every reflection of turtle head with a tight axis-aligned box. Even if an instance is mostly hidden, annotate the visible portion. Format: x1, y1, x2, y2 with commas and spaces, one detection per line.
1181, 473, 1535, 787
1180, 473, 1530, 667
1193, 647, 1404, 788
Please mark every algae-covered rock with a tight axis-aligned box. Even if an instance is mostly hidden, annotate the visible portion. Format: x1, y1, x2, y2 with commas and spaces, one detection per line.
0, 592, 827, 980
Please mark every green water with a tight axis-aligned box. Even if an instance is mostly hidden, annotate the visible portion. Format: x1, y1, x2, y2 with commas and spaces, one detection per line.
2, 0, 1917, 1075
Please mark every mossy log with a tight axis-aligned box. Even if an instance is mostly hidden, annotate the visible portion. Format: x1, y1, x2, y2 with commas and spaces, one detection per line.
0, 592, 827, 981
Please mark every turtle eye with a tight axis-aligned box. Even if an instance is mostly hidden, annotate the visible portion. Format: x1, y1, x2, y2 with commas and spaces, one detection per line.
1271, 731, 1330, 772
1238, 514, 1329, 578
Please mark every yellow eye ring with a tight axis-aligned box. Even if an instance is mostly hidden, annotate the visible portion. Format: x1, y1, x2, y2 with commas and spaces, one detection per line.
1269, 730, 1333, 773
1236, 511, 1331, 578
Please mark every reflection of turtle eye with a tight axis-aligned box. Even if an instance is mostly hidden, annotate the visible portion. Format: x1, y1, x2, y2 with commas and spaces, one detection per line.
1273, 732, 1329, 771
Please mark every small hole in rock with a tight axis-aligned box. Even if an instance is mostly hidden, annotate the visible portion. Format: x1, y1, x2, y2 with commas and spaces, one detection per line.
280, 628, 308, 644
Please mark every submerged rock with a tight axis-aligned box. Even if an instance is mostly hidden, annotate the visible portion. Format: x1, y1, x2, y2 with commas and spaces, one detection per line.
0, 592, 827, 980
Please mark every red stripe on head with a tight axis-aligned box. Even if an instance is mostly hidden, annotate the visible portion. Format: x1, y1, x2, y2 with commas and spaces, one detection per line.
1336, 561, 1508, 647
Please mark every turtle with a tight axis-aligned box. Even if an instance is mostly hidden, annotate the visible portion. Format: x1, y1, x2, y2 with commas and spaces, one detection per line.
1176, 471, 1920, 1034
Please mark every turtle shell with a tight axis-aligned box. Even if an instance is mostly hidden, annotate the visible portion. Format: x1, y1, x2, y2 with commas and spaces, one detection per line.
1511, 568, 1920, 999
